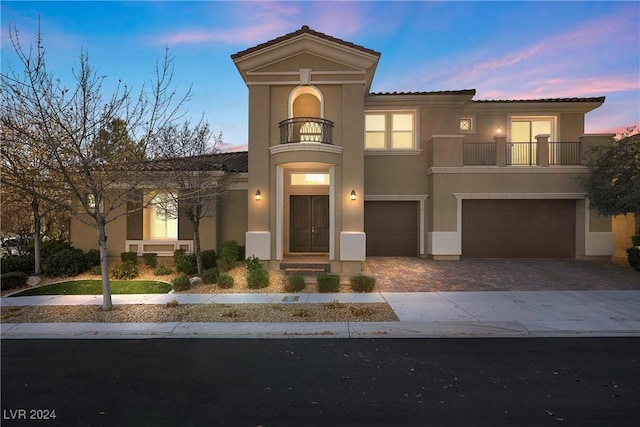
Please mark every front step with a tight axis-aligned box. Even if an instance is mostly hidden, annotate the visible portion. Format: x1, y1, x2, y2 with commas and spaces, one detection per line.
281, 262, 330, 278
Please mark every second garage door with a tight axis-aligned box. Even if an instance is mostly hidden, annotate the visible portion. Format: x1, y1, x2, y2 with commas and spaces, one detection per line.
365, 201, 418, 256
462, 199, 575, 258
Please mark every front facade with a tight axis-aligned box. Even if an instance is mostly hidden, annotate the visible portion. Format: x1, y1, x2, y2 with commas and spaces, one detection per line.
71, 26, 616, 272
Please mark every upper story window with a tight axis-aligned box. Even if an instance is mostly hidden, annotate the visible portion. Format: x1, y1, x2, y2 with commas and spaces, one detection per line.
365, 111, 416, 150
510, 117, 556, 142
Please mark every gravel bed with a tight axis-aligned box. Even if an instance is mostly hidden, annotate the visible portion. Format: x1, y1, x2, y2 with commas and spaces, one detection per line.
1, 302, 398, 323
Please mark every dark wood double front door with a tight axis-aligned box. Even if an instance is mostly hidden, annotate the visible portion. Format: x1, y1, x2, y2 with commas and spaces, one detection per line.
290, 195, 329, 252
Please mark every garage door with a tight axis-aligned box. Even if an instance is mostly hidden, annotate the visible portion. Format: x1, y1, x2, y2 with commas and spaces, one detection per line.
365, 201, 418, 256
462, 199, 575, 258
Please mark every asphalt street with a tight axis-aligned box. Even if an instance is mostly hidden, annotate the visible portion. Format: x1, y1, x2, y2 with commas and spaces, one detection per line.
1, 338, 638, 426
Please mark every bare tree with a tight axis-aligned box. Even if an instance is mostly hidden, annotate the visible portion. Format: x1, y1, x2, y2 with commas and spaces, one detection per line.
1, 26, 190, 309
151, 119, 227, 275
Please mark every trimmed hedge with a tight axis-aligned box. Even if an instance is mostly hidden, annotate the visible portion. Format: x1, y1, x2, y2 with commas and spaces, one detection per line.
317, 274, 341, 293
627, 247, 640, 271
171, 274, 191, 291
39, 239, 73, 261
218, 240, 239, 271
86, 249, 101, 267
246, 255, 261, 272
1, 253, 34, 275
217, 274, 234, 289
202, 268, 219, 285
153, 264, 172, 276
44, 248, 88, 278
174, 249, 197, 275
201, 250, 217, 270
284, 275, 306, 293
247, 267, 270, 289
110, 260, 139, 280
0, 272, 28, 290
349, 275, 376, 292
143, 253, 158, 268
121, 252, 138, 263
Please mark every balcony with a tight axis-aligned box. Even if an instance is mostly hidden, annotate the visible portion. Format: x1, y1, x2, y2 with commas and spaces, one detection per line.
462, 141, 582, 166
279, 117, 334, 144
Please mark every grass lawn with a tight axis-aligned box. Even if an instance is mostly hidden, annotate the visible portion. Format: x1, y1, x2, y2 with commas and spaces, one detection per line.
10, 280, 172, 297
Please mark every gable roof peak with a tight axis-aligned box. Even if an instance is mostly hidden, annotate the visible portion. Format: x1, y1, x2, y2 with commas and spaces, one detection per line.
231, 25, 380, 60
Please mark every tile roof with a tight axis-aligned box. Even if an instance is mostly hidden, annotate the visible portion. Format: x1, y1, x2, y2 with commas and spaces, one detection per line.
369, 89, 476, 96
231, 25, 381, 60
473, 97, 606, 103
141, 151, 248, 173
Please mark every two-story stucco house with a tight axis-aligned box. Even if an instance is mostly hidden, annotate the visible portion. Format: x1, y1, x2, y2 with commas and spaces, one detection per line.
70, 26, 615, 273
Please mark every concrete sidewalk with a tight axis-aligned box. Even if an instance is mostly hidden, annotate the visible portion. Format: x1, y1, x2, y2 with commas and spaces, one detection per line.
2, 290, 639, 339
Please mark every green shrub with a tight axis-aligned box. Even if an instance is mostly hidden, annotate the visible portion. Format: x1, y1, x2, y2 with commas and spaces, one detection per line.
627, 247, 640, 271
218, 240, 239, 271
317, 273, 341, 293
217, 274, 234, 289
247, 267, 270, 289
202, 267, 219, 284
153, 264, 172, 276
0, 253, 34, 275
246, 255, 261, 272
0, 272, 28, 290
284, 275, 306, 292
110, 260, 139, 280
349, 275, 377, 293
39, 239, 73, 262
632, 235, 640, 247
143, 253, 158, 268
44, 248, 88, 278
201, 250, 217, 270
86, 249, 101, 267
90, 265, 102, 275
120, 251, 138, 263
171, 274, 191, 291
174, 249, 197, 275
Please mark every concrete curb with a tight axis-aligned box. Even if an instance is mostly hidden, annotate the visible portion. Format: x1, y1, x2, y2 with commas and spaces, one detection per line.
2, 290, 639, 339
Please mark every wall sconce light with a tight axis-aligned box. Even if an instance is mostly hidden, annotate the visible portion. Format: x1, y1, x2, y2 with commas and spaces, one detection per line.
254, 189, 261, 201
350, 189, 357, 201
496, 127, 503, 135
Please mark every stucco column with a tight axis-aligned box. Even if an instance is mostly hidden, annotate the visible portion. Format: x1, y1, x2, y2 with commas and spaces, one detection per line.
494, 134, 507, 167
428, 135, 464, 167
579, 134, 615, 165
536, 134, 550, 167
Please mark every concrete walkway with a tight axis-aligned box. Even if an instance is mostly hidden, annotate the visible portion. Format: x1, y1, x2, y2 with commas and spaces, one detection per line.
2, 290, 639, 339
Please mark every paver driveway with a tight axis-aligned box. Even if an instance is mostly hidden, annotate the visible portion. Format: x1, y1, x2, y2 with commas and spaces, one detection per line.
363, 258, 640, 292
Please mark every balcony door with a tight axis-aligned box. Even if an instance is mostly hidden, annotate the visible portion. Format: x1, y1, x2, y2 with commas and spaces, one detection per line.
290, 195, 329, 252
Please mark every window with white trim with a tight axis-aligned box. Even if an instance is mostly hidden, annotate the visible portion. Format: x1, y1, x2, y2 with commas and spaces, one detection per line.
147, 192, 178, 239
365, 111, 416, 150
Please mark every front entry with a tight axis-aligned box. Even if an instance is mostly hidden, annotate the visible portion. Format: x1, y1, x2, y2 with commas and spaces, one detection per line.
290, 195, 329, 252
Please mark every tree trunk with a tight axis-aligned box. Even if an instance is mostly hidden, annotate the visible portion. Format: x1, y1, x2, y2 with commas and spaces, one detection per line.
31, 197, 42, 275
96, 216, 113, 310
193, 217, 203, 276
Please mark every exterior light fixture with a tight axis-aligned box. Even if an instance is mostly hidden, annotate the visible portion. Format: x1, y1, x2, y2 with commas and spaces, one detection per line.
350, 189, 356, 201
255, 189, 261, 201
496, 127, 503, 134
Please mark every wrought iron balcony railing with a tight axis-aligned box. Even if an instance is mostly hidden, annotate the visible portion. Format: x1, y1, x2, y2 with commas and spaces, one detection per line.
462, 142, 582, 166
279, 117, 334, 144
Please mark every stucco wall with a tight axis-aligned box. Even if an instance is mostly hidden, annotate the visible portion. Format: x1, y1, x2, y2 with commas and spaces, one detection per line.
219, 189, 248, 247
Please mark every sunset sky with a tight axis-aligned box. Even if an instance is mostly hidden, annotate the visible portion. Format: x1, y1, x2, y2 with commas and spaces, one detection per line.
2, 1, 638, 151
